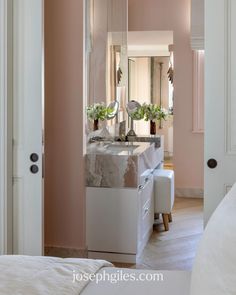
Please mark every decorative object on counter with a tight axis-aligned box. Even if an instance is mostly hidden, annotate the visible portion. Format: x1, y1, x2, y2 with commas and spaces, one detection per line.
86, 102, 118, 131
126, 100, 144, 137
87, 126, 113, 144
143, 103, 167, 135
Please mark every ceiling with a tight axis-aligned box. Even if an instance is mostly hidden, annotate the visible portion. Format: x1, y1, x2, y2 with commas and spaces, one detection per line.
128, 31, 173, 57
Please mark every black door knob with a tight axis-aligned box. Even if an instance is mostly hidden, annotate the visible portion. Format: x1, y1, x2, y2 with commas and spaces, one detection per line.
30, 165, 39, 174
207, 159, 218, 169
30, 153, 39, 162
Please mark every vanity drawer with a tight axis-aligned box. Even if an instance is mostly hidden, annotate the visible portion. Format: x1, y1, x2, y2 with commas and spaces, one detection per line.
138, 172, 153, 209
137, 192, 154, 254
137, 172, 154, 252
141, 198, 154, 239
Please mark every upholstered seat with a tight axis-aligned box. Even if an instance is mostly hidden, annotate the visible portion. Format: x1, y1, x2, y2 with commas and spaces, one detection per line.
153, 169, 175, 231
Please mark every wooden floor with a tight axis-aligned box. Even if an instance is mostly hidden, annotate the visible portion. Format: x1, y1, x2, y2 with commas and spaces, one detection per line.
114, 197, 203, 271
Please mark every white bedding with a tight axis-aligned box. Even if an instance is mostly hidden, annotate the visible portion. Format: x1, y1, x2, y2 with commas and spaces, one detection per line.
0, 255, 191, 295
190, 183, 236, 294
0, 255, 112, 295
2, 186, 236, 294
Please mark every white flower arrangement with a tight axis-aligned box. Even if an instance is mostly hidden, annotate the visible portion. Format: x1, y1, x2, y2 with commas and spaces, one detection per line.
86, 103, 114, 121
142, 103, 168, 121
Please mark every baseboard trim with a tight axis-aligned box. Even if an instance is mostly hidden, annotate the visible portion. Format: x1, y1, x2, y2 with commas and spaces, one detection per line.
175, 188, 204, 198
88, 251, 136, 264
44, 246, 88, 258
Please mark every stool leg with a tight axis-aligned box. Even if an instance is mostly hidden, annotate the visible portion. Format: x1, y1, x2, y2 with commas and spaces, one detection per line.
168, 213, 172, 223
162, 214, 169, 231
154, 213, 160, 220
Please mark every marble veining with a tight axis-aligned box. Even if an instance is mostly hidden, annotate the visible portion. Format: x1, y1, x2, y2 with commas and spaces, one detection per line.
86, 141, 163, 188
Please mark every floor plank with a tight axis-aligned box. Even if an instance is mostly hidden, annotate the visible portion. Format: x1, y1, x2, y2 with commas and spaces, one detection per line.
113, 197, 203, 271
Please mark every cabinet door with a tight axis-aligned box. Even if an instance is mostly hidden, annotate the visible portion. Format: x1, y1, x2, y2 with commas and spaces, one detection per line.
86, 187, 138, 254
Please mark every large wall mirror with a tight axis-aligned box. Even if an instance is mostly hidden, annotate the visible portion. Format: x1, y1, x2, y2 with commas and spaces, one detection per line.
127, 31, 174, 158
85, 0, 128, 127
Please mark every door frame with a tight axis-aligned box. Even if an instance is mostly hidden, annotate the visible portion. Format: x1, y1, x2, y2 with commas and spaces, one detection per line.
0, 0, 13, 255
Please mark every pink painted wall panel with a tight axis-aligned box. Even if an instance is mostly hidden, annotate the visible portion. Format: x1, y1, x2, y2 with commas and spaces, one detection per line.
129, 0, 204, 190
44, 0, 204, 251
44, 0, 85, 249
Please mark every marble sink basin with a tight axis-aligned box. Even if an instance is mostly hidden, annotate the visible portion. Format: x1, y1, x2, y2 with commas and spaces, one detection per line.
106, 143, 140, 152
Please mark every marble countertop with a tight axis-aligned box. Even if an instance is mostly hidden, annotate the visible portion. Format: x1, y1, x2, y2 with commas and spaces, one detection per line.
86, 141, 164, 188
86, 141, 153, 156
127, 135, 161, 148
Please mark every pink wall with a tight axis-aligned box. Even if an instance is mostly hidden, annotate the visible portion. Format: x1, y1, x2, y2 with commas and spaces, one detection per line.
129, 0, 204, 191
44, 0, 85, 249
44, 0, 203, 251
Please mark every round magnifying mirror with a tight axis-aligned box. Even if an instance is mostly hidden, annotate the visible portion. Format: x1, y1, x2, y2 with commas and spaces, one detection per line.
126, 100, 143, 120
107, 100, 119, 120
126, 100, 143, 137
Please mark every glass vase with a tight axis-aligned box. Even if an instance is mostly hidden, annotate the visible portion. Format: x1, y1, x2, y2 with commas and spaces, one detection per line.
150, 120, 156, 135
93, 119, 99, 131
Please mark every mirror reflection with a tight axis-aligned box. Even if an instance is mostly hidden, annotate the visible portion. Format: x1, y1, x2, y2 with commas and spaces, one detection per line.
86, 0, 128, 127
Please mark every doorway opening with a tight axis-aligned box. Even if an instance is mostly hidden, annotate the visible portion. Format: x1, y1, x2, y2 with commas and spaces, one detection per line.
127, 30, 204, 270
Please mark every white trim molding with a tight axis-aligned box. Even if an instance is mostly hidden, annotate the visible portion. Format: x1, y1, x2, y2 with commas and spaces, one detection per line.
0, 0, 13, 255
193, 50, 205, 133
45, 246, 88, 258
0, 0, 8, 254
225, 0, 236, 155
191, 0, 204, 50
175, 188, 204, 198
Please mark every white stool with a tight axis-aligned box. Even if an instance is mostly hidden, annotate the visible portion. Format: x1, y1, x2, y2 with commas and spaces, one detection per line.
153, 169, 175, 231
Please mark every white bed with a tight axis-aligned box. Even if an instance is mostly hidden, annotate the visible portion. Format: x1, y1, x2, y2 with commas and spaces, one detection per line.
0, 255, 190, 295
1, 183, 236, 294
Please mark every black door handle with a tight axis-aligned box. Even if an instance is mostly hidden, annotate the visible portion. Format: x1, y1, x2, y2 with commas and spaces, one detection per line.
30, 153, 39, 162
30, 165, 39, 174
207, 159, 218, 169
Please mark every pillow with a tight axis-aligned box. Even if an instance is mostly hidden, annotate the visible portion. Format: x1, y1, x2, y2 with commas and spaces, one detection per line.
190, 184, 236, 295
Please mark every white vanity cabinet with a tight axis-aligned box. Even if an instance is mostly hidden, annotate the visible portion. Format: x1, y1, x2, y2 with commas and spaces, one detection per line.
86, 140, 164, 263
86, 171, 154, 263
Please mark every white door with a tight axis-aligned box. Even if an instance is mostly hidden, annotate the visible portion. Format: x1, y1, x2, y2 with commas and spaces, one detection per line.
205, 0, 236, 223
0, 0, 8, 254
13, 0, 43, 255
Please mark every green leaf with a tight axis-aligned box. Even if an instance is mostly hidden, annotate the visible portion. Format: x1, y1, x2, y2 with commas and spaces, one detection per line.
86, 102, 115, 121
